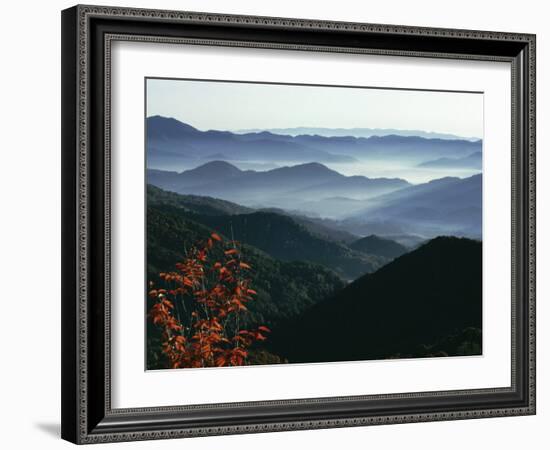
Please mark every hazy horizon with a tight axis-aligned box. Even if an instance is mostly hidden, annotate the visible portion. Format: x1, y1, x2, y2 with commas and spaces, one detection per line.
146, 78, 484, 140
147, 114, 481, 141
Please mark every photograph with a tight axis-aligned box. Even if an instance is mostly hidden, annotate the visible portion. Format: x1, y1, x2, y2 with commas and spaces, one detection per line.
55, 4, 537, 444
145, 78, 484, 370
57, 4, 537, 444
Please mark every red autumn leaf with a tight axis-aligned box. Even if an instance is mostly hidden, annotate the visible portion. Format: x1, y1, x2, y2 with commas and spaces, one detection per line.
233, 348, 248, 357
161, 299, 174, 309
152, 315, 164, 326
166, 318, 182, 331
197, 250, 207, 261
236, 302, 247, 311
215, 355, 228, 367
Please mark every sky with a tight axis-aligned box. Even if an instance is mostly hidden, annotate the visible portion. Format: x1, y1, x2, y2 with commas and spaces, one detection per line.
146, 78, 483, 139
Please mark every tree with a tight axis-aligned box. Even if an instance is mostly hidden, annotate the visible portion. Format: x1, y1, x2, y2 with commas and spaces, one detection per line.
148, 232, 270, 368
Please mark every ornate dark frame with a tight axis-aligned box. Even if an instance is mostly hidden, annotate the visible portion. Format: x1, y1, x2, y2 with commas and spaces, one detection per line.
61, 4, 536, 444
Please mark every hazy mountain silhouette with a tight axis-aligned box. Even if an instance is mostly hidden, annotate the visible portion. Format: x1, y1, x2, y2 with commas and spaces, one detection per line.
147, 161, 410, 211
148, 185, 388, 280
347, 174, 482, 238
236, 126, 480, 141
148, 184, 360, 243
418, 151, 482, 169
147, 116, 482, 168
291, 175, 409, 200
147, 116, 356, 165
147, 115, 200, 139
147, 161, 244, 192
290, 133, 481, 161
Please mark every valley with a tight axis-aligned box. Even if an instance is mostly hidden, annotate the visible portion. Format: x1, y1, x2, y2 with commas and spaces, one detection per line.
145, 115, 483, 369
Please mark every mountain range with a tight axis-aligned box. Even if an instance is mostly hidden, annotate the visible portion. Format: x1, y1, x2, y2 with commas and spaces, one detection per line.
146, 185, 393, 331
269, 236, 482, 362
236, 126, 480, 141
147, 186, 482, 367
148, 185, 389, 280
146, 116, 482, 170
147, 160, 410, 210
146, 115, 484, 368
148, 161, 482, 239
146, 203, 346, 368
346, 174, 482, 238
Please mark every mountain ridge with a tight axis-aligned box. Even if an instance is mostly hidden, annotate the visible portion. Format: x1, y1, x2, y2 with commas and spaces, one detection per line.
418, 151, 482, 169
269, 236, 482, 362
345, 173, 482, 239
349, 235, 409, 259
147, 161, 412, 210
147, 116, 483, 168
235, 126, 480, 141
147, 205, 346, 334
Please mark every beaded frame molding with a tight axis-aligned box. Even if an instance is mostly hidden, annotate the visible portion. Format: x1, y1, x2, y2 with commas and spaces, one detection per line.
61, 4, 536, 444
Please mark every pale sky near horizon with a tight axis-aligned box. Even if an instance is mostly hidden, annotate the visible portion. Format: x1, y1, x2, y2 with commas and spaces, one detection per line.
146, 78, 483, 139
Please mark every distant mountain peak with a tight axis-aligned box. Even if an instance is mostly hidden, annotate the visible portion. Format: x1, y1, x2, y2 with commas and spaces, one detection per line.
193, 160, 240, 170
349, 234, 408, 259
147, 115, 199, 138
147, 115, 195, 128
427, 176, 460, 184
183, 160, 242, 176
275, 162, 341, 175
294, 162, 331, 170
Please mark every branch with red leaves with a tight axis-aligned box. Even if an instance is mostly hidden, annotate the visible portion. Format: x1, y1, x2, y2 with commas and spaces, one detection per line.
148, 232, 270, 368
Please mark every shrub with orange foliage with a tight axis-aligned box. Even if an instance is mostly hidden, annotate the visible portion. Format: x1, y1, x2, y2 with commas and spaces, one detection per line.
148, 232, 270, 368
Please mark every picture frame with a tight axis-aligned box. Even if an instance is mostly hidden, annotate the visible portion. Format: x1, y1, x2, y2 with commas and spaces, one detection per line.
61, 4, 536, 444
